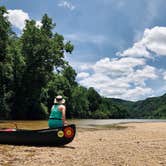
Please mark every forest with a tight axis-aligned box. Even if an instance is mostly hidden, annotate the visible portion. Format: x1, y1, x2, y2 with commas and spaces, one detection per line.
0, 6, 166, 120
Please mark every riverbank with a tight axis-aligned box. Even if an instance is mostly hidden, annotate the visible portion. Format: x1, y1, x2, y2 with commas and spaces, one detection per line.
0, 122, 166, 166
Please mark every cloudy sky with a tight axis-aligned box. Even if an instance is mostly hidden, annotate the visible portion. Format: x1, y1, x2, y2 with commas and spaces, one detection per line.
1, 0, 166, 101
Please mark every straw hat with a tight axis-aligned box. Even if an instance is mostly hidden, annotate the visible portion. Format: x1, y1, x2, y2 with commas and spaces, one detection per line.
54, 95, 65, 104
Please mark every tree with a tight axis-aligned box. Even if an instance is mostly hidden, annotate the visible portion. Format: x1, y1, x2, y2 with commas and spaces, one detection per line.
154, 105, 166, 119
0, 6, 12, 119
61, 65, 77, 86
60, 65, 77, 118
8, 36, 25, 119
87, 87, 102, 113
41, 14, 55, 38
71, 86, 89, 118
16, 14, 74, 119
51, 33, 73, 70
43, 74, 70, 112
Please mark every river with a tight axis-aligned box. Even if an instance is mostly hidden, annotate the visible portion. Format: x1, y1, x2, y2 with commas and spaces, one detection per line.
0, 119, 166, 129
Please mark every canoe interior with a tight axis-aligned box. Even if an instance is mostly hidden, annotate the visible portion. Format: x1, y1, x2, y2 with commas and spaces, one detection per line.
0, 124, 76, 146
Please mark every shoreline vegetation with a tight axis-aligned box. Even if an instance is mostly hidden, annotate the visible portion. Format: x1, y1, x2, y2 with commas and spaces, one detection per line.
0, 122, 166, 166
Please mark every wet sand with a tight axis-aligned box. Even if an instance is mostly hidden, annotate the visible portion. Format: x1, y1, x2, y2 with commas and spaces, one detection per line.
0, 122, 166, 166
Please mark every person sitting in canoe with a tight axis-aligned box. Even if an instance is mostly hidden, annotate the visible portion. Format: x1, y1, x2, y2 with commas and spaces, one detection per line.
48, 95, 68, 128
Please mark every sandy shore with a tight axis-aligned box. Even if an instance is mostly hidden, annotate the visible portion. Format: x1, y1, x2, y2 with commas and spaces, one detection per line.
0, 122, 166, 166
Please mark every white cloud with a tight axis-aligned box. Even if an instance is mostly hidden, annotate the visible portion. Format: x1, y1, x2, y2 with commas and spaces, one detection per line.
77, 72, 90, 79
120, 42, 150, 58
79, 70, 155, 101
80, 63, 92, 71
119, 87, 154, 101
5, 9, 30, 30
120, 26, 166, 58
36, 21, 42, 28
142, 27, 166, 56
58, 1, 75, 11
129, 65, 158, 86
100, 86, 153, 101
93, 57, 146, 77
5, 9, 42, 30
77, 56, 158, 101
163, 72, 166, 80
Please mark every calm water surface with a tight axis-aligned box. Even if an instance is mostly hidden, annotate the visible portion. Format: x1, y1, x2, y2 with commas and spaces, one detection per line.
0, 119, 166, 129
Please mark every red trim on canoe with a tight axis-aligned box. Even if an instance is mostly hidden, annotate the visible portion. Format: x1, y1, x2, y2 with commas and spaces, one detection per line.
0, 128, 16, 132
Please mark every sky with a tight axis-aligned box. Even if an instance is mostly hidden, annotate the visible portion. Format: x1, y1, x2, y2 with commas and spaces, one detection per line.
1, 0, 166, 101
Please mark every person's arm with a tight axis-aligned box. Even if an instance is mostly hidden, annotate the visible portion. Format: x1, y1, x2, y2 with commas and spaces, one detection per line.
59, 105, 68, 125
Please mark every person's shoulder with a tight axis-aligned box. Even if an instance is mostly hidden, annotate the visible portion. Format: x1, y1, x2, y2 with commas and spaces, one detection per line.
58, 105, 66, 111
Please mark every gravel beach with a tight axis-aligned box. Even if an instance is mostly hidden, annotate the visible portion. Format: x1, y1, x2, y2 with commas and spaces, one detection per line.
0, 122, 166, 166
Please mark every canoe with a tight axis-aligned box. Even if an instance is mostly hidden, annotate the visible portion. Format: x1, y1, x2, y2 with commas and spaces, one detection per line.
0, 124, 76, 146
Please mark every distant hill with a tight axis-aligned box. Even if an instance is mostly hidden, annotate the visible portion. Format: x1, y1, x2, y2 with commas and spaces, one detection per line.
110, 93, 166, 119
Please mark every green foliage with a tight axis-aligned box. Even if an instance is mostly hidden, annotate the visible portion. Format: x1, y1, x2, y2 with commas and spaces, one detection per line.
61, 65, 77, 86
0, 6, 11, 60
87, 87, 102, 113
71, 86, 89, 118
92, 110, 110, 119
60, 65, 77, 118
0, 7, 76, 119
154, 104, 166, 119
41, 14, 55, 38
65, 41, 74, 53
0, 6, 12, 119
38, 103, 49, 119
44, 74, 71, 111
128, 94, 166, 118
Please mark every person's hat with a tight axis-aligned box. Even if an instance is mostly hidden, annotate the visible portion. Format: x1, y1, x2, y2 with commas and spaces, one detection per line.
54, 95, 65, 104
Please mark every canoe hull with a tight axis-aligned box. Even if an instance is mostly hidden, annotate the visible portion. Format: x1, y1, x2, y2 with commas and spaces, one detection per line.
0, 124, 76, 146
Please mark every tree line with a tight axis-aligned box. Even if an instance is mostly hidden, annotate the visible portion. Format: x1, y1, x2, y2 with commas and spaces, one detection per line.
0, 6, 165, 120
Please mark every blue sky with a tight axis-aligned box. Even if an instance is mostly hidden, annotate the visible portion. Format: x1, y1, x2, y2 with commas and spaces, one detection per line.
1, 0, 166, 101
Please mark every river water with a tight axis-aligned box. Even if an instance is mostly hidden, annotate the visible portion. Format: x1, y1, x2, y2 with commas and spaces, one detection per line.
0, 119, 166, 129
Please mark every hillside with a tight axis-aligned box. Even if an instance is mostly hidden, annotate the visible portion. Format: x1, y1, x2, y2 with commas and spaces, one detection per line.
110, 93, 166, 119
